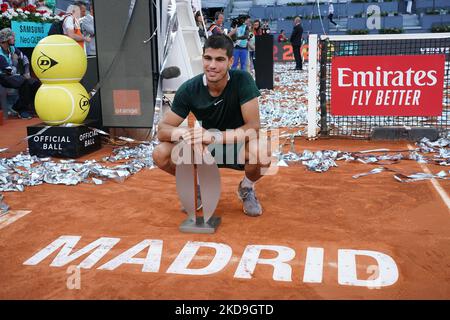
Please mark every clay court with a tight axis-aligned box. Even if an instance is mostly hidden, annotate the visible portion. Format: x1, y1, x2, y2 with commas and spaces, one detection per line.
1, 117, 450, 300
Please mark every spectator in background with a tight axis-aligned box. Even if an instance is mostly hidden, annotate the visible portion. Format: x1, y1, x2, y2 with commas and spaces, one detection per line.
6, 0, 28, 8
34, 0, 52, 13
229, 15, 249, 70
74, 0, 87, 17
245, 17, 252, 33
277, 29, 288, 43
63, 4, 91, 49
290, 16, 303, 71
405, 0, 413, 14
80, 4, 95, 55
247, 18, 255, 72
195, 11, 207, 45
207, 11, 224, 36
0, 28, 40, 119
43, 0, 55, 12
252, 19, 262, 36
5, 0, 51, 9
261, 20, 271, 34
250, 19, 262, 69
328, 1, 338, 26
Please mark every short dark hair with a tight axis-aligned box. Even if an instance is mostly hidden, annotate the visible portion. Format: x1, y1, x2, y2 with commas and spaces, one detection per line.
280, 29, 284, 33
203, 34, 234, 58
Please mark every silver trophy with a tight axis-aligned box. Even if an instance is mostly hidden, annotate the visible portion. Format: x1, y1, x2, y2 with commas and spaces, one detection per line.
176, 143, 221, 233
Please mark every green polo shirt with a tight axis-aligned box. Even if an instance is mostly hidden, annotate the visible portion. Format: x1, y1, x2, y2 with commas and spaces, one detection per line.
171, 69, 261, 131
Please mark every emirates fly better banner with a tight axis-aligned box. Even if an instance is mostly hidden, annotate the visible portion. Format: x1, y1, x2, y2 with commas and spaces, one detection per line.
331, 55, 446, 116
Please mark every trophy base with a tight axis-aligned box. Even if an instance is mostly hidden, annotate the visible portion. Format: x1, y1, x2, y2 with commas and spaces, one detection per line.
179, 215, 221, 234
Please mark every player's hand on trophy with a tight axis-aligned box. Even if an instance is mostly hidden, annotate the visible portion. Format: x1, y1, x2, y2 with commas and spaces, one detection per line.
181, 127, 207, 145
182, 127, 223, 145
172, 127, 190, 142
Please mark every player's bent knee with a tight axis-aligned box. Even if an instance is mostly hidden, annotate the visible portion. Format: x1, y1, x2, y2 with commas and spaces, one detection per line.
153, 143, 173, 168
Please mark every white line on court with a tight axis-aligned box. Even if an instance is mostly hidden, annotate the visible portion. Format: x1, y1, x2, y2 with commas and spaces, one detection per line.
0, 211, 32, 230
407, 144, 450, 211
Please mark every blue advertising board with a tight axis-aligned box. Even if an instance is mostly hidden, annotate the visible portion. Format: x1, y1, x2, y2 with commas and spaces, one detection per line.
11, 21, 52, 47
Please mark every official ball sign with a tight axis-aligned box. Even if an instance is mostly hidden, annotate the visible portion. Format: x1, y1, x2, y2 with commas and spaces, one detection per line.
27, 122, 101, 158
331, 54, 445, 116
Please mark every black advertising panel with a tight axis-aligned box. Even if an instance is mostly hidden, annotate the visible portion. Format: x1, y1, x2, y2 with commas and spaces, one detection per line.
93, 0, 158, 128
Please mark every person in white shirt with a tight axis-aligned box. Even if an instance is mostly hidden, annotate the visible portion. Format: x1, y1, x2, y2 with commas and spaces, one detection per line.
405, 0, 413, 14
63, 4, 91, 49
328, 1, 337, 27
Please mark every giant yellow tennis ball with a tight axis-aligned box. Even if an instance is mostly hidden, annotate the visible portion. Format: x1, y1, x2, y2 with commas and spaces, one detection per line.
31, 35, 87, 83
35, 83, 90, 125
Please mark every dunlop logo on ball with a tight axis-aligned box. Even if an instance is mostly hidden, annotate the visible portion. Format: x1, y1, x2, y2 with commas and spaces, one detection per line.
37, 51, 58, 73
79, 94, 90, 113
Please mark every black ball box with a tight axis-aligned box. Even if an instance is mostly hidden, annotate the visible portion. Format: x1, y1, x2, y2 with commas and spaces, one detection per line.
27, 122, 102, 158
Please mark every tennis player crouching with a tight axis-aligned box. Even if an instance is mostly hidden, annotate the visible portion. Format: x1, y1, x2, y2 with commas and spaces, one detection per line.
153, 34, 273, 217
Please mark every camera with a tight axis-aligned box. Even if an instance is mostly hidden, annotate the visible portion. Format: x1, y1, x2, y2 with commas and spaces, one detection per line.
4, 66, 13, 75
261, 26, 271, 34
231, 17, 243, 29
230, 18, 237, 28
260, 20, 270, 34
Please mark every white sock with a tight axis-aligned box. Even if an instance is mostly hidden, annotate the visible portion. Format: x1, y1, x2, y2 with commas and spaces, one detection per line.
241, 176, 255, 189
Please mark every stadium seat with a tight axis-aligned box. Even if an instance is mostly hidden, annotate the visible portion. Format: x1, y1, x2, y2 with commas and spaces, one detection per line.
254, 0, 276, 6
